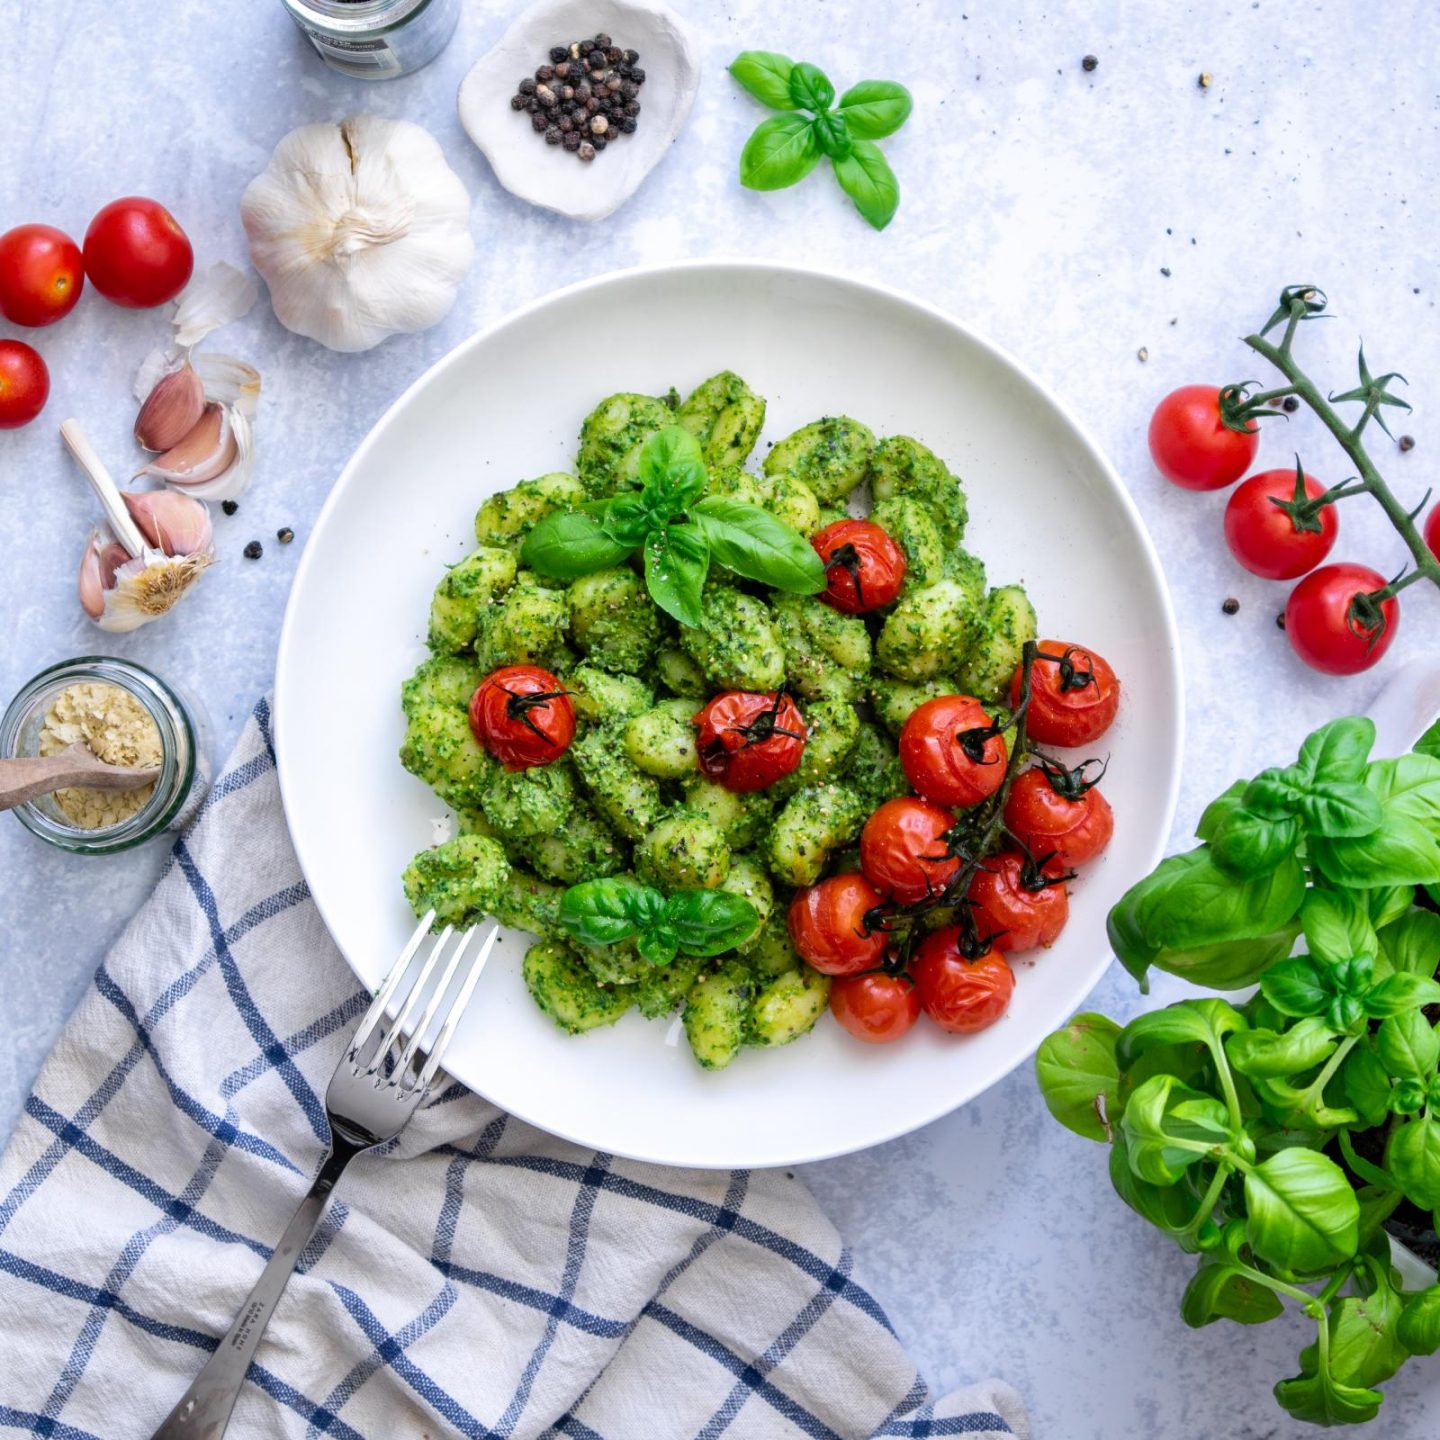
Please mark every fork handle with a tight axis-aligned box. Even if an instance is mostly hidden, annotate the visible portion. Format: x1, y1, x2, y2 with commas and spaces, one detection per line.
149, 1146, 354, 1440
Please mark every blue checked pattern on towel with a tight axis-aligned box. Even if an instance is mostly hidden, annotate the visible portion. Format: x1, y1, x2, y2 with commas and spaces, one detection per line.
0, 701, 1029, 1440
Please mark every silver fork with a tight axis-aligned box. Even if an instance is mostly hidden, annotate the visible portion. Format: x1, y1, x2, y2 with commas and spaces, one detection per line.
150, 911, 500, 1440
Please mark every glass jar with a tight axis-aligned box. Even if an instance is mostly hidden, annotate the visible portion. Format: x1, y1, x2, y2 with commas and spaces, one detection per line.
1, 657, 213, 856
281, 0, 460, 80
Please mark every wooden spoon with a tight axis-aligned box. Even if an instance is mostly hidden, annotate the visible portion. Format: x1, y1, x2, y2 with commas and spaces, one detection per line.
0, 742, 161, 813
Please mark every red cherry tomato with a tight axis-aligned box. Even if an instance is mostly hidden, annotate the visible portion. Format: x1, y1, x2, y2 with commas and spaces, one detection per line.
0, 224, 84, 327
787, 873, 887, 976
1012, 641, 1120, 748
830, 971, 921, 1043
911, 928, 1015, 1034
83, 198, 193, 309
967, 850, 1070, 953
693, 689, 807, 792
1424, 504, 1440, 564
1284, 563, 1398, 676
468, 665, 575, 770
1223, 467, 1338, 580
1148, 384, 1258, 491
1002, 764, 1114, 870
0, 341, 50, 429
859, 796, 959, 903
899, 694, 1007, 808
811, 518, 907, 613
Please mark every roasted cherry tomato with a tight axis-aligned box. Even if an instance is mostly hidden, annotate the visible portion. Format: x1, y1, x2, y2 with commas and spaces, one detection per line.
693, 688, 807, 792
787, 873, 888, 976
859, 796, 959, 903
0, 224, 84, 327
1013, 641, 1120, 748
1223, 466, 1337, 580
468, 665, 575, 771
1284, 562, 1398, 676
911, 928, 1015, 1034
899, 694, 1007, 808
1148, 384, 1258, 491
830, 971, 921, 1043
811, 518, 907, 613
967, 849, 1070, 953
1002, 762, 1114, 870
1427, 504, 1440, 564
0, 340, 50, 429
83, 197, 193, 309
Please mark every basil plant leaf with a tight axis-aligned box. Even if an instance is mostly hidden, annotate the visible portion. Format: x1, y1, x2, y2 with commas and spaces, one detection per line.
1274, 1367, 1383, 1427
1295, 715, 1376, 785
831, 137, 900, 230
1398, 1285, 1440, 1356
739, 113, 822, 191
1243, 768, 1304, 820
728, 50, 798, 109
1034, 1012, 1122, 1142
1386, 1114, 1440, 1211
1227, 1017, 1339, 1080
1311, 818, 1440, 888
1243, 1147, 1359, 1274
1300, 888, 1377, 967
1180, 1255, 1285, 1328
522, 509, 634, 578
601, 494, 657, 547
1107, 1137, 1214, 1251
1366, 972, 1440, 1018
690, 497, 827, 593
1116, 998, 1246, 1071
636, 923, 680, 968
1259, 957, 1333, 1018
1376, 1009, 1440, 1081
836, 80, 914, 139
1210, 806, 1300, 877
643, 524, 709, 628
637, 425, 707, 517
1378, 909, 1440, 974
1120, 1074, 1235, 1186
787, 60, 835, 112
1298, 781, 1385, 840
662, 889, 760, 956
1194, 778, 1247, 842
1414, 716, 1440, 761
1323, 1280, 1407, 1390
811, 109, 853, 160
558, 877, 666, 947
1341, 1040, 1394, 1127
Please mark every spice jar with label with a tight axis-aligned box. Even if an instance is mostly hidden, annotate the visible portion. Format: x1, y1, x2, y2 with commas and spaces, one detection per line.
1, 658, 213, 855
281, 0, 460, 80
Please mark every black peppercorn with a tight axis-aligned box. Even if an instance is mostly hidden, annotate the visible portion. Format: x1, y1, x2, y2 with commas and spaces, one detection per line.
569, 42, 582, 58
558, 115, 573, 132
620, 80, 639, 99
1400, 434, 1416, 451
560, 84, 574, 101
545, 125, 562, 144
587, 49, 605, 66
629, 66, 645, 83
277, 526, 294, 544
1276, 612, 1287, 630
536, 84, 558, 106
575, 80, 591, 100
518, 76, 537, 95
555, 60, 572, 78
563, 131, 582, 151
578, 141, 596, 161
623, 100, 640, 117
592, 133, 607, 151
617, 115, 637, 134
585, 97, 600, 113
593, 32, 612, 48
624, 48, 639, 64
510, 94, 527, 110
1221, 597, 1239, 615
525, 96, 540, 113
221, 499, 239, 516
1283, 396, 1300, 412
608, 46, 623, 63
536, 63, 555, 81
1082, 54, 1098, 71
549, 45, 567, 63
243, 540, 262, 560
531, 113, 548, 132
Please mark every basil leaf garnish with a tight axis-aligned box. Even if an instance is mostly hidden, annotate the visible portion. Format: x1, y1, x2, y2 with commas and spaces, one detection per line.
522, 509, 633, 578
690, 497, 827, 593
643, 524, 709, 627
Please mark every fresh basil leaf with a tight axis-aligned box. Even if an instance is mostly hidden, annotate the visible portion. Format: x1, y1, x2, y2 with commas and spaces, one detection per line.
637, 426, 707, 517
1398, 1285, 1440, 1356
1194, 778, 1247, 842
831, 137, 900, 230
1034, 1013, 1122, 1141
1376, 1009, 1440, 1080
601, 494, 657, 547
1415, 716, 1440, 761
1244, 1147, 1359, 1273
1369, 752, 1440, 826
1210, 806, 1300, 877
662, 888, 760, 956
1116, 998, 1246, 1071
643, 524, 709, 628
1228, 1017, 1339, 1079
787, 60, 835, 112
1296, 715, 1376, 785
1323, 1280, 1408, 1389
1128, 927, 1302, 992
1108, 1137, 1214, 1250
1311, 816, 1440, 888
689, 497, 827, 593
1260, 957, 1333, 1018
739, 113, 822, 191
1387, 1114, 1440, 1210
521, 509, 634, 578
558, 877, 666, 947
836, 80, 914, 139
811, 109, 853, 159
1340, 1040, 1394, 1127
1299, 780, 1385, 839
1120, 1074, 1235, 1186
1244, 768, 1304, 819
1378, 909, 1440, 974
728, 50, 798, 109
636, 923, 680, 968
1274, 1366, 1383, 1426
1369, 885, 1419, 931
1180, 1255, 1285, 1328
1300, 889, 1378, 968
1367, 972, 1440, 1018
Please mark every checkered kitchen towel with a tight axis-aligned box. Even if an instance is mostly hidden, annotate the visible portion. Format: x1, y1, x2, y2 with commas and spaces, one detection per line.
0, 701, 1027, 1440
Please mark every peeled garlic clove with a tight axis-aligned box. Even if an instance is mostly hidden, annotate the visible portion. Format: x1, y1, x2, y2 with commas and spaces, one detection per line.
134, 362, 207, 452
122, 488, 214, 557
137, 404, 237, 485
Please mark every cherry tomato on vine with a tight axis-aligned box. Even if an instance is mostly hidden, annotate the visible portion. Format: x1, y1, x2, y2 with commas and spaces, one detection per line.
787, 873, 887, 976
899, 694, 1007, 808
1012, 641, 1120, 748
829, 971, 921, 1043
811, 518, 907, 613
1148, 384, 1259, 491
1424, 505, 1440, 564
911, 928, 1015, 1034
1284, 562, 1398, 676
1003, 763, 1114, 870
83, 198, 193, 309
0, 224, 85, 327
859, 796, 959, 903
967, 850, 1071, 953
1223, 466, 1338, 580
693, 688, 807, 792
468, 665, 575, 770
0, 341, 50, 429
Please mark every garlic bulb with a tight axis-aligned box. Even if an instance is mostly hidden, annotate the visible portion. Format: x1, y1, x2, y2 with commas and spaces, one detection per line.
240, 114, 475, 353
62, 420, 214, 632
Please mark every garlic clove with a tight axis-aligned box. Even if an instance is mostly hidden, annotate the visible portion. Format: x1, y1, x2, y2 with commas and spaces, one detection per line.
134, 362, 206, 452
170, 262, 258, 349
136, 404, 237, 485
77, 532, 108, 619
170, 405, 254, 503
122, 489, 214, 557
94, 550, 214, 632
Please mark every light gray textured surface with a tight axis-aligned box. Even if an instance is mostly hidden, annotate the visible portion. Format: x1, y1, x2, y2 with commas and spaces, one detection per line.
2, 2, 1438, 1435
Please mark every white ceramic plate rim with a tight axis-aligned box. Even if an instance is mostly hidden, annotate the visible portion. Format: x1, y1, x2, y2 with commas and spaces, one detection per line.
275, 258, 1185, 1167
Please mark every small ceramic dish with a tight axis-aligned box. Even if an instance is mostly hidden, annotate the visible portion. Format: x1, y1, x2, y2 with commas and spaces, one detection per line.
457, 0, 700, 221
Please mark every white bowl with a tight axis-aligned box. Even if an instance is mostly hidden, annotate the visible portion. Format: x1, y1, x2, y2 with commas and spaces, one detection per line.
274, 261, 1184, 1169
457, 0, 699, 221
